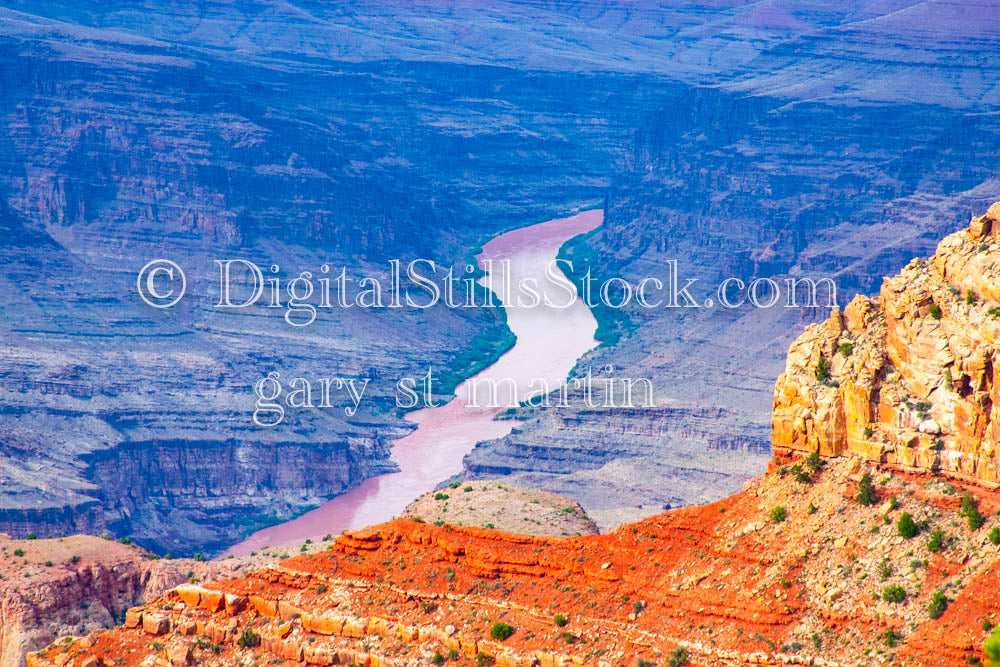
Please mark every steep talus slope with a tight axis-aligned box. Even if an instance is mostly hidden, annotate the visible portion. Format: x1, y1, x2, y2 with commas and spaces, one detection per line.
0, 534, 254, 667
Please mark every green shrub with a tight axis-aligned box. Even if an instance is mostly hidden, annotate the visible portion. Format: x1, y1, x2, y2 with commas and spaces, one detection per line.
967, 290, 977, 305
806, 452, 823, 470
432, 651, 446, 665
814, 356, 831, 381
13, 549, 23, 557
26, 534, 36, 540
882, 585, 906, 604
434, 492, 449, 501
770, 506, 787, 523
930, 303, 943, 320
667, 647, 690, 667
878, 629, 901, 647
989, 526, 1000, 546
898, 512, 919, 539
986, 626, 1000, 665
838, 342, 854, 356
489, 622, 513, 641
928, 590, 949, 619
554, 613, 569, 627
961, 493, 986, 531
237, 628, 260, 648
928, 529, 944, 552
857, 474, 878, 506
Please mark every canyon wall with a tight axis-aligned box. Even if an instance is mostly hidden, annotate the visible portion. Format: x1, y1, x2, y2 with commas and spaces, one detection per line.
466, 85, 1000, 527
0, 4, 670, 554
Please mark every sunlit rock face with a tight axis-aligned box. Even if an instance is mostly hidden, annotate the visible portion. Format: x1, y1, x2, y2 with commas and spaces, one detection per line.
774, 203, 1000, 486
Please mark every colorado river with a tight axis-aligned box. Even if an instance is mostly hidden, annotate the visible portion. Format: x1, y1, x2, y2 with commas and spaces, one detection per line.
223, 209, 601, 556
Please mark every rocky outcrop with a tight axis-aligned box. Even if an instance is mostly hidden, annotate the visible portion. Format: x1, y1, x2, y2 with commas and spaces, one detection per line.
774, 202, 1000, 486
0, 534, 254, 667
401, 483, 599, 537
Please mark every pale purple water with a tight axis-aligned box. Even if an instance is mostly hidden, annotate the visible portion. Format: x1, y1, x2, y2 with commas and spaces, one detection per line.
222, 209, 601, 556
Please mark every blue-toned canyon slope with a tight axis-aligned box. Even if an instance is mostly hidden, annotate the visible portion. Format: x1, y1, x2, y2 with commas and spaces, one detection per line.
0, 0, 999, 552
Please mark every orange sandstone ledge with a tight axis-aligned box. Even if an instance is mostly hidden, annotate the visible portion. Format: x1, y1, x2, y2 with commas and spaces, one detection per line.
26, 455, 1000, 666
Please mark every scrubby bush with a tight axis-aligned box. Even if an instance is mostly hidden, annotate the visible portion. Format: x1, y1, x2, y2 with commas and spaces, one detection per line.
237, 628, 261, 648
838, 342, 854, 356
878, 629, 901, 647
882, 585, 906, 604
898, 512, 919, 539
928, 590, 949, 619
985, 626, 1000, 665
814, 356, 831, 381
857, 474, 878, 506
770, 506, 787, 523
489, 622, 513, 641
928, 529, 945, 552
989, 526, 1000, 546
961, 493, 986, 531
667, 647, 690, 667
930, 303, 943, 320
554, 613, 569, 627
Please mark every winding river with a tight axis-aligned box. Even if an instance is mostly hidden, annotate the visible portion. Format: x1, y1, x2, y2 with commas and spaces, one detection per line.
223, 209, 601, 556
